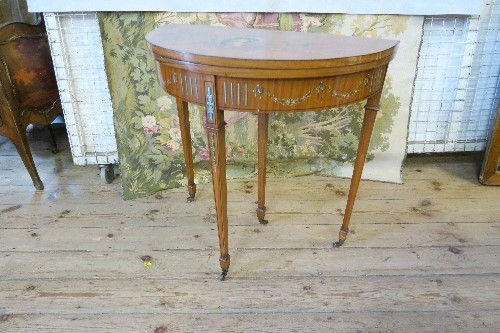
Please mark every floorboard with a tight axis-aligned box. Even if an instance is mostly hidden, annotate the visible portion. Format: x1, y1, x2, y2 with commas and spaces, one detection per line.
1, 128, 499, 332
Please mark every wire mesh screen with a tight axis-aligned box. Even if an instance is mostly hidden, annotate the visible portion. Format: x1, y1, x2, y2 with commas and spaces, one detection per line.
43, 7, 499, 158
44, 12, 118, 165
408, 0, 500, 153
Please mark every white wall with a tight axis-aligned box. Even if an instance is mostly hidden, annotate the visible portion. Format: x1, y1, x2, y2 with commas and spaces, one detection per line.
27, 0, 484, 15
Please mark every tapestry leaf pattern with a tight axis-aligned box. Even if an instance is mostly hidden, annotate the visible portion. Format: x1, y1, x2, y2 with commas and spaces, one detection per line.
99, 12, 407, 199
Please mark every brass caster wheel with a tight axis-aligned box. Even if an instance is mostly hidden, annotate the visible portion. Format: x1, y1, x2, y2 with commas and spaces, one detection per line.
332, 239, 345, 248
219, 269, 228, 281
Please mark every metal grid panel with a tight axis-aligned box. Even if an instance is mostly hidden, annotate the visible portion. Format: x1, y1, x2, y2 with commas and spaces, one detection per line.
43, 7, 499, 158
408, 0, 500, 153
408, 16, 474, 152
44, 12, 118, 165
459, 1, 500, 145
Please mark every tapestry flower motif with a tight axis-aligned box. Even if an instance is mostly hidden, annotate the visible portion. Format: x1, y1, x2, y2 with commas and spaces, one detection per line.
100, 12, 408, 199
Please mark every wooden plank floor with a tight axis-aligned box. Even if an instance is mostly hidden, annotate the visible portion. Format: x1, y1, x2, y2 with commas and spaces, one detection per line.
1, 126, 499, 332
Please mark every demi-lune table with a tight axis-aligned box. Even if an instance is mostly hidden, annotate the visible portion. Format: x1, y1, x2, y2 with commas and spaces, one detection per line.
146, 24, 398, 280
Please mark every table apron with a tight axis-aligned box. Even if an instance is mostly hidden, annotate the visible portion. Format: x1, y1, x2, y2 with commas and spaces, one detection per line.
156, 64, 388, 112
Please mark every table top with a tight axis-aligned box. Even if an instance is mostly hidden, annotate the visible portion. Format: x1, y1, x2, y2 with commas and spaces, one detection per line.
146, 24, 399, 73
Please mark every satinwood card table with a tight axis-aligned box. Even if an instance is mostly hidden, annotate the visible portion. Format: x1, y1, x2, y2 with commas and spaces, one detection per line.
146, 24, 398, 280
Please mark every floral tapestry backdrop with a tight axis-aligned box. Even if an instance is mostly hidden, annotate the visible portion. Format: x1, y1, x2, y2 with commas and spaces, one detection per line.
99, 12, 423, 199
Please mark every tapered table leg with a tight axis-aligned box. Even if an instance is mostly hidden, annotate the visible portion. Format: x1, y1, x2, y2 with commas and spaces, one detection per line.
256, 112, 269, 224
203, 82, 230, 280
334, 92, 381, 247
176, 97, 196, 202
